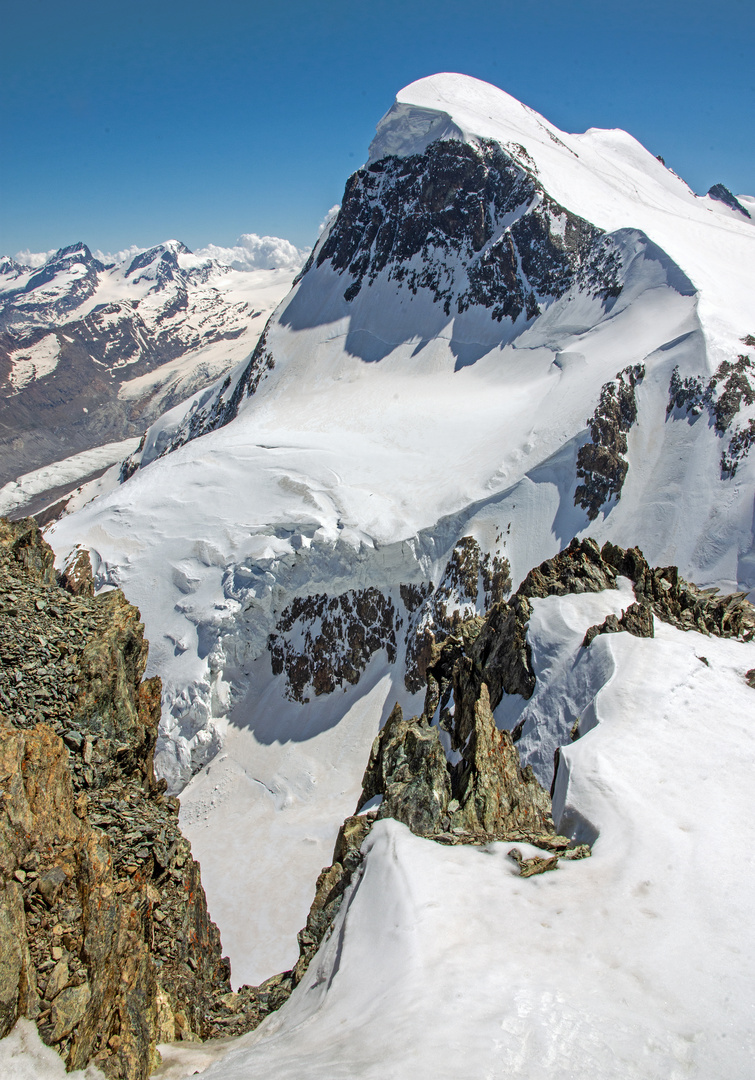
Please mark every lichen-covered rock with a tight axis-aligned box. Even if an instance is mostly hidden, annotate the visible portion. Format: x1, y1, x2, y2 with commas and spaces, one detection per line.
289, 813, 373, 990
0, 517, 56, 585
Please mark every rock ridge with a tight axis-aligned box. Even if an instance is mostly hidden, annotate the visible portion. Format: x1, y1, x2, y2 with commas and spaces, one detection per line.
0, 519, 277, 1077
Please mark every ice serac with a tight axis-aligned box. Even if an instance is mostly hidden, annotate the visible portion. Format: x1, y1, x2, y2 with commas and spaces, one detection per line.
47, 74, 755, 997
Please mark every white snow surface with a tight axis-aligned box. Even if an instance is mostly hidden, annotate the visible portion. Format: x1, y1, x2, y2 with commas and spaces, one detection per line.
0, 1020, 105, 1080
8, 334, 61, 390
46, 74, 755, 1011
155, 588, 755, 1079
0, 437, 140, 516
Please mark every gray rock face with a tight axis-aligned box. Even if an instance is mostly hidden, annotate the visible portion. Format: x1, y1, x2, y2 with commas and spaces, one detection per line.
707, 184, 751, 219
314, 139, 621, 318
574, 364, 645, 520
667, 338, 755, 479
268, 587, 398, 703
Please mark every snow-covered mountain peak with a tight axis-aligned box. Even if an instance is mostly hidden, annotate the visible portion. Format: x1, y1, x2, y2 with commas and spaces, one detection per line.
28, 76, 755, 1078
370, 73, 555, 163
0, 255, 28, 283
363, 73, 753, 356
124, 239, 193, 286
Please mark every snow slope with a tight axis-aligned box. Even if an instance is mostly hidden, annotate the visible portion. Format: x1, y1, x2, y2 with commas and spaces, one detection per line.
47, 74, 755, 995
155, 587, 755, 1079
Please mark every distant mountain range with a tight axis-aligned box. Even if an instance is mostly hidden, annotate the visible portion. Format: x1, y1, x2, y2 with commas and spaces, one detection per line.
0, 239, 302, 487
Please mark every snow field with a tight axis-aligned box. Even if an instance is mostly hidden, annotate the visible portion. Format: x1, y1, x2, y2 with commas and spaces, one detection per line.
160, 587, 755, 1079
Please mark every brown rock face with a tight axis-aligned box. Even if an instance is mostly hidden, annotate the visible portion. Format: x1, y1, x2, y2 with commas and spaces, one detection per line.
0, 518, 267, 1077
452, 684, 553, 837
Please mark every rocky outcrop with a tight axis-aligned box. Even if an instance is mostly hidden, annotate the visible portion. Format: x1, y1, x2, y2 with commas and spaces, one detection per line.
667, 340, 755, 479
574, 364, 645, 520
601, 541, 755, 640
266, 536, 510, 704
358, 703, 452, 835
314, 139, 621, 318
404, 536, 511, 693
582, 601, 655, 647
707, 184, 752, 219
356, 687, 554, 844
0, 519, 273, 1077
269, 587, 397, 703
156, 140, 626, 457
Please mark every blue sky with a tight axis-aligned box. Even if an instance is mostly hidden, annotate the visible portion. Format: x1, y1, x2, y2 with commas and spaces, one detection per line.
2, 0, 753, 257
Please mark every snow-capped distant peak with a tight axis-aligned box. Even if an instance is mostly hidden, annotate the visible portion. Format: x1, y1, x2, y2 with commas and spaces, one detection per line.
125, 240, 191, 279
0, 255, 28, 279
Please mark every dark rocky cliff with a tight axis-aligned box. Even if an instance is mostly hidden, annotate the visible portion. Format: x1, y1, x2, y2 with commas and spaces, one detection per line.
0, 520, 267, 1077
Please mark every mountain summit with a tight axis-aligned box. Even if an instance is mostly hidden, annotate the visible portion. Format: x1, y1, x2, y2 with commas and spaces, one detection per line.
43, 74, 755, 1077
